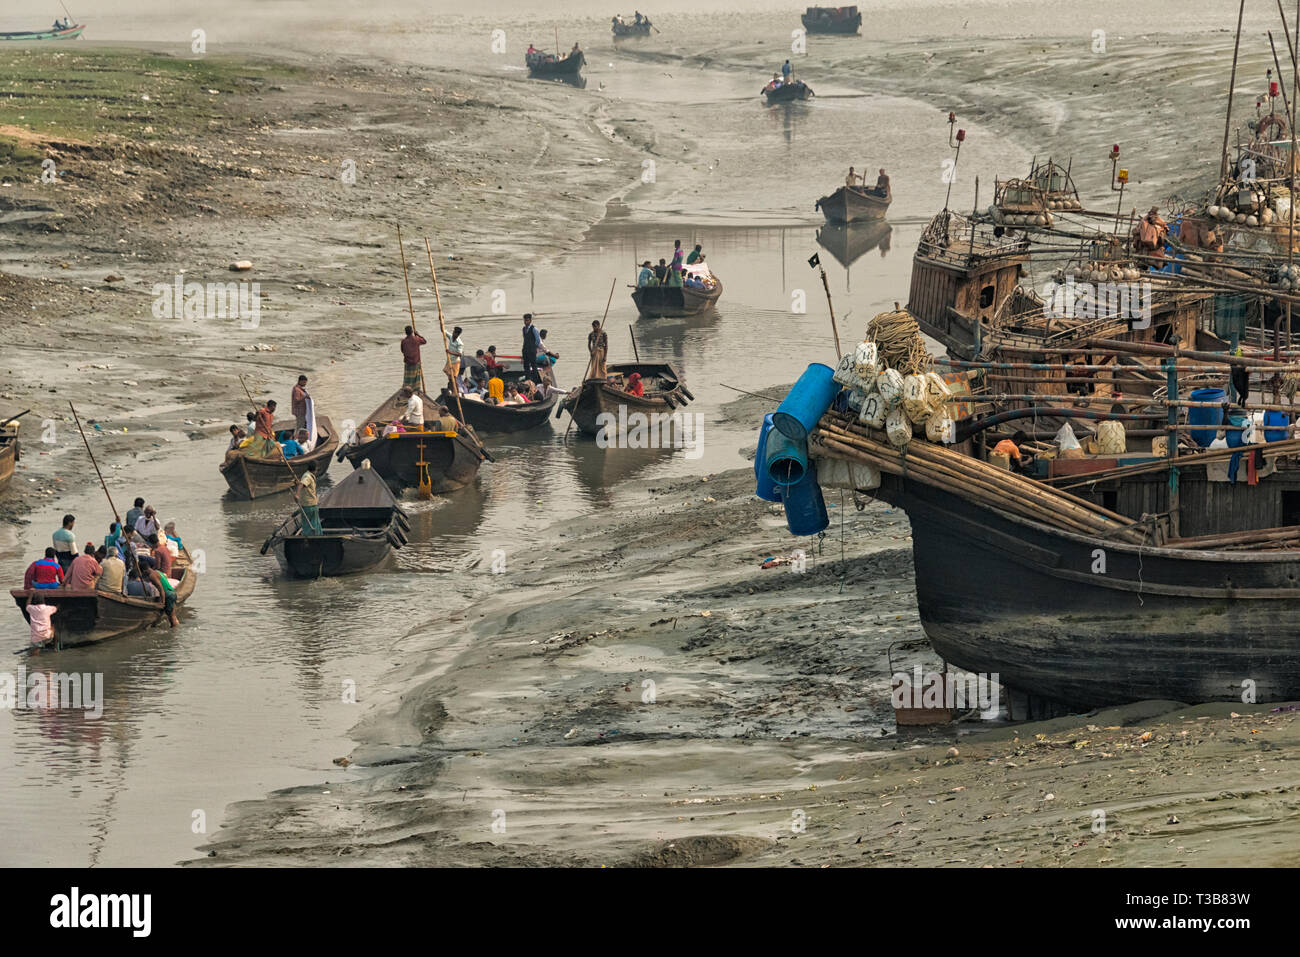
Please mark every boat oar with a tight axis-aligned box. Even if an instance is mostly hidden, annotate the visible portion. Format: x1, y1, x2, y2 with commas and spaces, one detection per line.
69, 400, 143, 626
424, 237, 492, 467
629, 324, 641, 362
396, 224, 428, 399
0, 409, 32, 424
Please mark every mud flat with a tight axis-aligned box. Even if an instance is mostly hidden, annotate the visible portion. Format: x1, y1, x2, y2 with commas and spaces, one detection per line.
192, 399, 1300, 867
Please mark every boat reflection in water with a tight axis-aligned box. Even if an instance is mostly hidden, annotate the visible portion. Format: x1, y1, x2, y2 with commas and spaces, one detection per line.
816, 220, 892, 292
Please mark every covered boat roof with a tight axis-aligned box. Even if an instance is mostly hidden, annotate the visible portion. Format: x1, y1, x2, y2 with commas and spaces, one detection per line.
320, 463, 400, 509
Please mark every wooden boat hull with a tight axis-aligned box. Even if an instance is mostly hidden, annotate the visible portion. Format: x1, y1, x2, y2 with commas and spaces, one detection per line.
816, 185, 890, 224
562, 362, 692, 437
874, 473, 1300, 709
443, 391, 558, 433
800, 11, 861, 34
631, 279, 722, 318
220, 415, 337, 500
273, 527, 399, 578
0, 24, 84, 41
10, 549, 197, 648
762, 82, 814, 103
0, 426, 17, 495
340, 431, 483, 493
612, 23, 652, 37
527, 50, 585, 78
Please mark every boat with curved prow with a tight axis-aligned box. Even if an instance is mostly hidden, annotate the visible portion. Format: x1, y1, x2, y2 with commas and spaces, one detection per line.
338, 387, 488, 494
263, 464, 409, 577
0, 23, 84, 41
762, 79, 814, 103
527, 48, 585, 80
0, 417, 20, 495
612, 18, 652, 37
11, 547, 197, 649
220, 415, 338, 499
559, 362, 693, 437
632, 262, 722, 318
816, 184, 891, 224
800, 6, 861, 35
440, 369, 559, 433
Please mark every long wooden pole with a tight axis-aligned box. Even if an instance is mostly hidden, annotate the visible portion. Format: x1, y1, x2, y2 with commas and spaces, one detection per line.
818, 265, 842, 359
396, 224, 427, 398
423, 239, 468, 429
68, 400, 145, 588
1269, 32, 1293, 123
1220, 0, 1247, 180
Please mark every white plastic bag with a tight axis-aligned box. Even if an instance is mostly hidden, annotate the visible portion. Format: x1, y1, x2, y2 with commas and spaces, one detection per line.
1054, 422, 1081, 451
902, 374, 931, 424
926, 413, 955, 444
886, 408, 912, 448
833, 352, 860, 389
876, 368, 905, 408
858, 391, 887, 428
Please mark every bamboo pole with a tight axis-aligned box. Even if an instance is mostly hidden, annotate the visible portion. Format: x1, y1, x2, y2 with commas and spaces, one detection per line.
817, 417, 1146, 536
1047, 437, 1300, 489
396, 224, 427, 398
1220, 0, 1247, 180
423, 239, 468, 429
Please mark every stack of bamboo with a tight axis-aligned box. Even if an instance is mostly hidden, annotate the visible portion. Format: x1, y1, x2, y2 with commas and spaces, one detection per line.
812, 412, 1157, 545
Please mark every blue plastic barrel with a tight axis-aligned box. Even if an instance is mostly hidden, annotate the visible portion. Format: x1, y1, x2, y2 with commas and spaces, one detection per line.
1186, 387, 1226, 448
754, 414, 783, 502
783, 462, 829, 536
772, 363, 839, 441
1225, 413, 1248, 449
1265, 410, 1290, 442
765, 427, 808, 487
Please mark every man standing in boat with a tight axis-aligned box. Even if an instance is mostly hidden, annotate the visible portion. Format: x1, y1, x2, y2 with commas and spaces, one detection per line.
291, 375, 310, 432
401, 325, 427, 390
295, 470, 322, 538
872, 168, 890, 197
638, 260, 655, 286
588, 320, 608, 380
782, 59, 792, 84
522, 313, 543, 381
686, 244, 705, 265
1133, 206, 1169, 260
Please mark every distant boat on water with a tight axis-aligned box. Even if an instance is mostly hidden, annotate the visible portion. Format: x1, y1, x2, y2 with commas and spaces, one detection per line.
0, 22, 84, 41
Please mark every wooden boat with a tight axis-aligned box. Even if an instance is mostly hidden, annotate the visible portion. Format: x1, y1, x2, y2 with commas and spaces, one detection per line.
559, 362, 693, 437
0, 23, 84, 41
612, 19, 652, 37
337, 387, 487, 494
440, 372, 559, 433
0, 418, 19, 495
632, 262, 723, 318
527, 48, 585, 79
816, 184, 891, 224
263, 464, 409, 578
762, 80, 814, 103
800, 6, 861, 34
11, 548, 197, 649
220, 415, 338, 500
857, 465, 1300, 713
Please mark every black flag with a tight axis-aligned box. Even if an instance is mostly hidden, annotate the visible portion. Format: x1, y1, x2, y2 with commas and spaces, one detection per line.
807, 252, 820, 269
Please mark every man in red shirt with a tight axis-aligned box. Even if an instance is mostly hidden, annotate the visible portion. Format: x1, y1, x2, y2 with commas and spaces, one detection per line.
68, 543, 103, 590
256, 399, 276, 439
291, 375, 310, 432
149, 534, 173, 576
401, 326, 427, 389
25, 548, 64, 589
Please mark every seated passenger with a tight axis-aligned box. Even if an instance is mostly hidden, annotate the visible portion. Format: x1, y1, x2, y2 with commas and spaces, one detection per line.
280, 430, 307, 458
625, 372, 645, 397
24, 548, 64, 590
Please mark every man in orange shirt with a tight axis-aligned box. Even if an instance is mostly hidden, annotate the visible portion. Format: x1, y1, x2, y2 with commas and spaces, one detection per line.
993, 430, 1032, 472
67, 543, 103, 590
